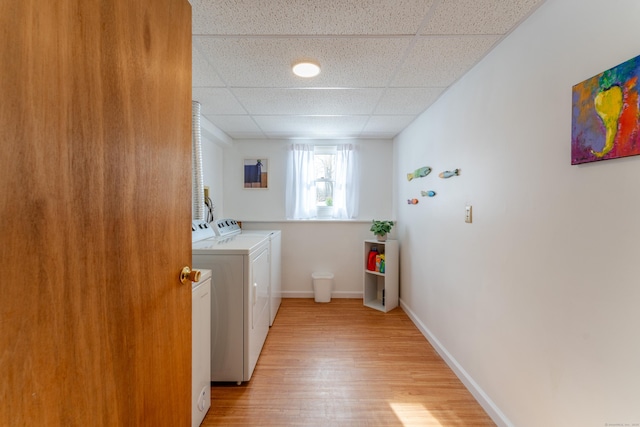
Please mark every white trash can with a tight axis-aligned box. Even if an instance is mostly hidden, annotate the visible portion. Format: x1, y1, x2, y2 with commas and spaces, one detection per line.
312, 272, 334, 303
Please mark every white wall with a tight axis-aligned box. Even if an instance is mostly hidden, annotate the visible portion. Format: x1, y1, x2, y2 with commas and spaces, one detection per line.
222, 139, 394, 221
218, 139, 395, 297
200, 117, 227, 219
242, 221, 383, 297
394, 1, 640, 426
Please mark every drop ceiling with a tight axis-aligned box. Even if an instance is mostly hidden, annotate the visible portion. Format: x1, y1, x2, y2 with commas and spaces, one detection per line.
191, 0, 545, 140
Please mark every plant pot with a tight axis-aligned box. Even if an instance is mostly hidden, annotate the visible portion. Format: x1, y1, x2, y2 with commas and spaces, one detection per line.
316, 205, 333, 219
376, 234, 387, 242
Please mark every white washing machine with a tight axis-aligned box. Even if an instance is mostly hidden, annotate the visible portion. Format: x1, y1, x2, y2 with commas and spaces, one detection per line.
212, 219, 282, 326
192, 269, 211, 427
192, 220, 270, 384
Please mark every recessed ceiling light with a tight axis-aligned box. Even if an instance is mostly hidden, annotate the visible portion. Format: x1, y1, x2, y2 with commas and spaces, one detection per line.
292, 61, 320, 78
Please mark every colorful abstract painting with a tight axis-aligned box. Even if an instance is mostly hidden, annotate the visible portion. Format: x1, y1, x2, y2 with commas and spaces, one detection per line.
571, 54, 640, 165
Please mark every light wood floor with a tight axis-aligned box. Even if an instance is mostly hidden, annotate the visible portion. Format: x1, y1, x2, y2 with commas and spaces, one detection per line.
201, 299, 495, 426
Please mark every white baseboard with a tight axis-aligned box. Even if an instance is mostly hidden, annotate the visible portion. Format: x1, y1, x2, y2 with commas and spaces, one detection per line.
282, 291, 363, 299
399, 299, 513, 427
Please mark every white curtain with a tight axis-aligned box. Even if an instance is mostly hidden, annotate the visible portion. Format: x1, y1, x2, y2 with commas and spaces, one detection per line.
285, 144, 316, 219
286, 143, 359, 220
333, 144, 359, 219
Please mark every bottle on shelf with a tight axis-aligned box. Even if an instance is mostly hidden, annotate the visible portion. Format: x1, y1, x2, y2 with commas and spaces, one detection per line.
367, 246, 378, 271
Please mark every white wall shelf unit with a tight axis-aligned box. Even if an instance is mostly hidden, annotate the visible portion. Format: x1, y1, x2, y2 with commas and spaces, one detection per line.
363, 239, 398, 312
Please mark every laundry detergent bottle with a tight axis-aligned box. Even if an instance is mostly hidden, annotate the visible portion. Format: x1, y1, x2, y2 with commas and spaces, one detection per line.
367, 246, 378, 271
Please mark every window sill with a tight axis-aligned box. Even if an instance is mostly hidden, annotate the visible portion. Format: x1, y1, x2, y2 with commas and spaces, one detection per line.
245, 219, 379, 224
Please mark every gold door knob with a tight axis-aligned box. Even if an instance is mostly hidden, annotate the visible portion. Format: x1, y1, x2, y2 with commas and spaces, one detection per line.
179, 266, 201, 285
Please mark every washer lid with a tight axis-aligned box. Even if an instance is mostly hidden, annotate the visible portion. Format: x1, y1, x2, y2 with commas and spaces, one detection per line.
192, 234, 269, 255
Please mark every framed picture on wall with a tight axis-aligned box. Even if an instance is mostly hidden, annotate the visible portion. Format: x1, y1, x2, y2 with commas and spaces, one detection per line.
571, 53, 640, 164
244, 158, 268, 189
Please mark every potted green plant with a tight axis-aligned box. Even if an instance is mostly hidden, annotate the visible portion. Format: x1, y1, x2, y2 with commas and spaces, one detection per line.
370, 220, 394, 241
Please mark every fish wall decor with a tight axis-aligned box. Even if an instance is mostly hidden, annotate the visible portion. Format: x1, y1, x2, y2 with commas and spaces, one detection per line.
420, 190, 436, 197
407, 198, 419, 204
407, 166, 431, 181
438, 169, 460, 179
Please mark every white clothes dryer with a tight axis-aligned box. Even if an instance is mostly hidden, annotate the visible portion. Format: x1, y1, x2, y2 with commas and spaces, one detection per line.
234, 229, 281, 326
212, 219, 282, 326
192, 269, 211, 427
192, 220, 270, 384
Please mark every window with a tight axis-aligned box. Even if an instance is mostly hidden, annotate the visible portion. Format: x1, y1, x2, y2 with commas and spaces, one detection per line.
286, 144, 358, 220
314, 146, 336, 217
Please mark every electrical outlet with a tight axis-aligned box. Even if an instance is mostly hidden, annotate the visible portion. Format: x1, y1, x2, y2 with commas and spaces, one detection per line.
465, 205, 472, 223
204, 186, 209, 199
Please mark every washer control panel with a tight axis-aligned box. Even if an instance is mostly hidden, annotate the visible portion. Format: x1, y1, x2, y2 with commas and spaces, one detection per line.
192, 220, 215, 242
213, 218, 241, 237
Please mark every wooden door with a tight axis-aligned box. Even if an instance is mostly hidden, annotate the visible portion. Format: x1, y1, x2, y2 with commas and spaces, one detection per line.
0, 1, 192, 425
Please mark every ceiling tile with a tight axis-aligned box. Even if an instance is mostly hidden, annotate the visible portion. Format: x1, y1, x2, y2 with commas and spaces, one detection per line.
189, 0, 545, 139
362, 116, 416, 137
422, 0, 544, 35
192, 0, 434, 35
195, 37, 411, 88
391, 35, 501, 87
233, 88, 384, 115
254, 116, 369, 138
192, 42, 226, 87
203, 115, 266, 139
192, 88, 247, 115
374, 88, 445, 115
